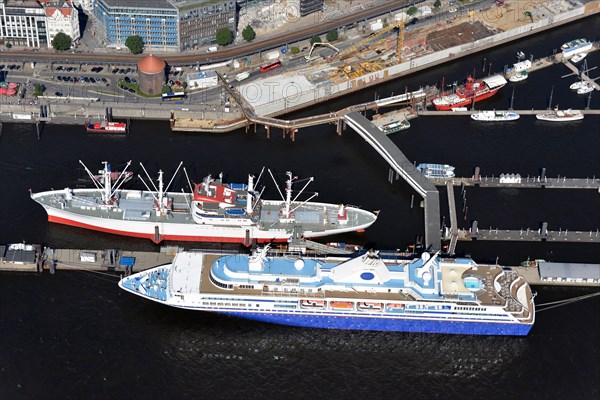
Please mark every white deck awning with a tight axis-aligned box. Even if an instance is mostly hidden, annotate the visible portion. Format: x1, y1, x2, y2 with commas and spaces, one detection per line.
482, 75, 507, 89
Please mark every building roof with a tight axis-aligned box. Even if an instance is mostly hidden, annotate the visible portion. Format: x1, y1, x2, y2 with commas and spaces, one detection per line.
99, 0, 174, 9
4, 0, 43, 8
539, 262, 600, 280
138, 54, 166, 74
187, 70, 217, 80
170, 0, 234, 10
40, 0, 74, 17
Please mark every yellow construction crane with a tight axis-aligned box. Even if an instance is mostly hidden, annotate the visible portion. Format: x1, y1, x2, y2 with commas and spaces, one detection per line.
339, 19, 405, 61
396, 19, 404, 63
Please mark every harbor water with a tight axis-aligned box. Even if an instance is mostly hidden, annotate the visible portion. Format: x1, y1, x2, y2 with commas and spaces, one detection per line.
0, 16, 599, 399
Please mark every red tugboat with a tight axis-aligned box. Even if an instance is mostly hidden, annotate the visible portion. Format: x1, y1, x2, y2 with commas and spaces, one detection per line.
85, 107, 128, 134
85, 120, 128, 134
432, 74, 507, 110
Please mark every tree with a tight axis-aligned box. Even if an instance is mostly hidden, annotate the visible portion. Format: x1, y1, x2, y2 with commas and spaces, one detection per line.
33, 83, 45, 97
326, 30, 338, 42
242, 25, 255, 42
161, 85, 172, 94
310, 35, 322, 45
433, 0, 441, 8
290, 46, 300, 54
51, 32, 72, 51
407, 6, 418, 16
125, 35, 144, 54
216, 28, 233, 46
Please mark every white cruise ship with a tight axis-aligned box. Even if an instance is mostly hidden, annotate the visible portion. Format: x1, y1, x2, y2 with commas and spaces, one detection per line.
119, 248, 535, 336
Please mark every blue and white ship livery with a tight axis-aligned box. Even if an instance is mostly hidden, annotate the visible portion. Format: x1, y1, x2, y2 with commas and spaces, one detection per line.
561, 38, 592, 59
119, 248, 535, 336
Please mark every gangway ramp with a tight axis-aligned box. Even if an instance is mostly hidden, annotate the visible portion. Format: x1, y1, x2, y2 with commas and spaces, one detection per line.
288, 239, 355, 255
343, 111, 441, 250
446, 181, 459, 255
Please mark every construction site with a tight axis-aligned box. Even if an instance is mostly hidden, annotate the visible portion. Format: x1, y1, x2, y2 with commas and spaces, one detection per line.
234, 0, 598, 118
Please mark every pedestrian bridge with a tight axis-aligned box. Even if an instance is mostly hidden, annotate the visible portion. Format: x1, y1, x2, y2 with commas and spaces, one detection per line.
343, 111, 441, 250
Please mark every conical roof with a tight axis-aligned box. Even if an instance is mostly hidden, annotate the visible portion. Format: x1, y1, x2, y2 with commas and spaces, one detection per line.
138, 54, 166, 74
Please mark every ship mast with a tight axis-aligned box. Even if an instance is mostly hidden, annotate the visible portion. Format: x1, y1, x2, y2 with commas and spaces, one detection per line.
246, 174, 254, 214
79, 160, 113, 204
284, 171, 293, 218
103, 162, 112, 203
157, 170, 164, 214
137, 162, 183, 215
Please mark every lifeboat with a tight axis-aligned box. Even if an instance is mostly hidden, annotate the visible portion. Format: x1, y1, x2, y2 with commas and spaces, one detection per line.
300, 299, 326, 308
386, 303, 405, 311
358, 302, 383, 311
329, 301, 354, 310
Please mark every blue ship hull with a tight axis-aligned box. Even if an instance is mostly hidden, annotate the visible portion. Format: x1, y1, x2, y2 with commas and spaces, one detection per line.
221, 311, 532, 336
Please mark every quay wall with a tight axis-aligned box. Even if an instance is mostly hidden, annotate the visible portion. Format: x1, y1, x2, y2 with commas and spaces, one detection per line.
252, 6, 597, 117
0, 102, 243, 126
0, 7, 598, 127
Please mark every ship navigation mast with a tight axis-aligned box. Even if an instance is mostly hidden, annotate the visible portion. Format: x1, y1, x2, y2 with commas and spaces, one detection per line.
79, 160, 132, 205
268, 170, 318, 223
137, 162, 184, 216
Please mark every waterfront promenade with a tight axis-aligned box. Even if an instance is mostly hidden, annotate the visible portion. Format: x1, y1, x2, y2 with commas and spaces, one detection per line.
1, 3, 599, 133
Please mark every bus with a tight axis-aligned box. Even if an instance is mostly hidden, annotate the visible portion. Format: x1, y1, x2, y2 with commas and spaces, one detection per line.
260, 60, 281, 73
161, 92, 187, 102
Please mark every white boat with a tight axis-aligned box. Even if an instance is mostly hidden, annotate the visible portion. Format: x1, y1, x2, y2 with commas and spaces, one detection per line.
118, 248, 535, 336
569, 80, 586, 90
508, 71, 528, 82
416, 163, 455, 178
536, 108, 584, 122
576, 81, 594, 95
471, 110, 520, 121
378, 119, 410, 135
570, 53, 587, 63
561, 38, 593, 59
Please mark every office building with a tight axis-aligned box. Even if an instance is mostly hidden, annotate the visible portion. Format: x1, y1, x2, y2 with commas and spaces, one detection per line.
94, 0, 237, 52
0, 0, 48, 48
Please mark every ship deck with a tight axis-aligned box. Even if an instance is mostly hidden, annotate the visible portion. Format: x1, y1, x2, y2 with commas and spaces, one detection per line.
32, 189, 376, 232
197, 253, 507, 307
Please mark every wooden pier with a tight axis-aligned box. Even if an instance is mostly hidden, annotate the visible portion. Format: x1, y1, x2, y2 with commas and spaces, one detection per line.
561, 58, 600, 92
440, 168, 600, 246
43, 247, 178, 273
488, 265, 600, 287
430, 175, 600, 190
457, 226, 600, 244
417, 109, 600, 116
218, 72, 434, 140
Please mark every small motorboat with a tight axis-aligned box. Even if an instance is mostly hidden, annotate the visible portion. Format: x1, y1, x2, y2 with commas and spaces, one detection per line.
570, 53, 587, 63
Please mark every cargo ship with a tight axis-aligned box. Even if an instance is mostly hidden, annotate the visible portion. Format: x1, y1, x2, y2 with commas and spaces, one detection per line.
31, 162, 378, 244
432, 75, 507, 110
119, 248, 535, 336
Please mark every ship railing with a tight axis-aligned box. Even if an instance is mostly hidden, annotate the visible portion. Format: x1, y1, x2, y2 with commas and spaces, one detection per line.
261, 288, 325, 298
